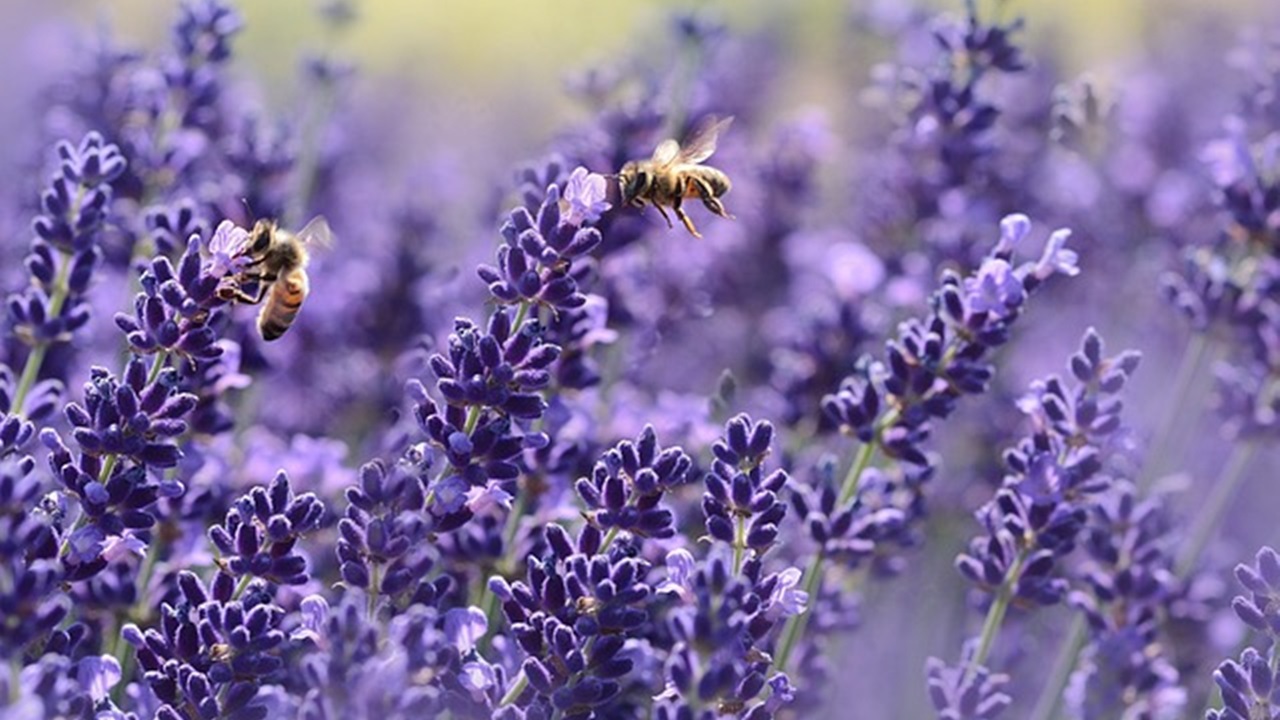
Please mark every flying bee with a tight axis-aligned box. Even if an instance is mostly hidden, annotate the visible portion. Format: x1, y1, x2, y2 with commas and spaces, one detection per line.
218, 216, 332, 341
617, 115, 734, 238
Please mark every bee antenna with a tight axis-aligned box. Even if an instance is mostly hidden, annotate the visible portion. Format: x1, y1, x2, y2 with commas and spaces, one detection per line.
238, 197, 256, 222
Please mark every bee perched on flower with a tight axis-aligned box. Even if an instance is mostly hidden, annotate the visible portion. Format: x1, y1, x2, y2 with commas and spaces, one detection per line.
206, 217, 333, 341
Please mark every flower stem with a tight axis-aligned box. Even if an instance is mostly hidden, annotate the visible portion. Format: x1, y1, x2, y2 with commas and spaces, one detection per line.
773, 434, 882, 673
1137, 331, 1211, 493
463, 405, 482, 435
838, 431, 883, 506
1175, 441, 1257, 578
512, 300, 532, 334
732, 514, 746, 576
1025, 615, 1086, 720
8, 656, 20, 703
231, 573, 253, 601
368, 563, 382, 617
146, 350, 170, 386
772, 548, 825, 673
967, 548, 1027, 680
111, 533, 164, 704
499, 672, 528, 706
477, 488, 527, 652
600, 526, 619, 553
12, 249, 74, 417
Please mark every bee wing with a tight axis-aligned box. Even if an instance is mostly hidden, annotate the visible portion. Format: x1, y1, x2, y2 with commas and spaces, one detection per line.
294, 215, 334, 251
675, 115, 734, 165
650, 139, 681, 167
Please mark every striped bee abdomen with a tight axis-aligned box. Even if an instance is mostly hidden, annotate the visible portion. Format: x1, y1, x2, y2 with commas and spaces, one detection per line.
257, 268, 310, 341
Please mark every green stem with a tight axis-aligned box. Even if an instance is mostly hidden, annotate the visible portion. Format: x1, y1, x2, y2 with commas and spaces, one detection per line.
772, 548, 825, 673
479, 489, 527, 650
600, 526, 619, 553
111, 532, 164, 703
463, 406, 482, 435
231, 573, 253, 601
512, 301, 532, 334
12, 346, 50, 420
12, 249, 74, 417
1137, 331, 1211, 493
837, 431, 884, 506
1026, 615, 1086, 720
773, 433, 883, 673
732, 514, 746, 576
1175, 441, 1257, 578
368, 563, 382, 617
499, 672, 528, 706
146, 350, 170, 385
967, 548, 1027, 679
9, 656, 20, 703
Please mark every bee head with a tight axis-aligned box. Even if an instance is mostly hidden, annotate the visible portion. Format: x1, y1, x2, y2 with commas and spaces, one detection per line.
248, 220, 275, 254
618, 162, 649, 207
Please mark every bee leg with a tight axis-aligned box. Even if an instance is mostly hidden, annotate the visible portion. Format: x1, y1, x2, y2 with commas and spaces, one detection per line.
671, 196, 702, 238
693, 177, 733, 219
224, 286, 267, 305
652, 203, 675, 229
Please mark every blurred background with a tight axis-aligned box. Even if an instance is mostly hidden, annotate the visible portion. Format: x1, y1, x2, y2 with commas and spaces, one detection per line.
8, 0, 1277, 200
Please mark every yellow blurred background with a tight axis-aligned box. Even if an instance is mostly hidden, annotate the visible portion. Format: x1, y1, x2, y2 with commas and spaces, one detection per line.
24, 0, 1277, 211
57, 0, 1278, 131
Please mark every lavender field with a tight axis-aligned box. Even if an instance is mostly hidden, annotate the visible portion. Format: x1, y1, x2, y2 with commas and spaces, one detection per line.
4, 1, 1280, 718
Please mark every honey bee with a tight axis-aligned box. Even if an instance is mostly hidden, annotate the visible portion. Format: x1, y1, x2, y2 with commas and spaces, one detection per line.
219, 216, 332, 341
618, 115, 734, 238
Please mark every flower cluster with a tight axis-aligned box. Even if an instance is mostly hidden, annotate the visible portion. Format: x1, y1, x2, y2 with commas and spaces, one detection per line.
1206, 547, 1280, 719
822, 214, 1079, 470
336, 454, 451, 607
702, 414, 789, 568
490, 522, 650, 718
123, 570, 283, 720
208, 470, 324, 586
7, 132, 124, 387
575, 424, 693, 540
479, 181, 605, 314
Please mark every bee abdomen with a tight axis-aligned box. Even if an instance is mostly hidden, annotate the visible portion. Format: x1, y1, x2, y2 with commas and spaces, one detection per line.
257, 269, 309, 342
683, 168, 731, 199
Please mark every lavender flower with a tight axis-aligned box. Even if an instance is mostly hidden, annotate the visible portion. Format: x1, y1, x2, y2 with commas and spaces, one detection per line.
932, 329, 1140, 716
336, 454, 450, 606
574, 424, 693, 541
702, 414, 790, 568
207, 470, 324, 586
6, 132, 124, 404
115, 238, 228, 364
478, 181, 604, 313
1202, 546, 1280, 719
491, 523, 650, 716
123, 570, 283, 720
925, 648, 1012, 720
